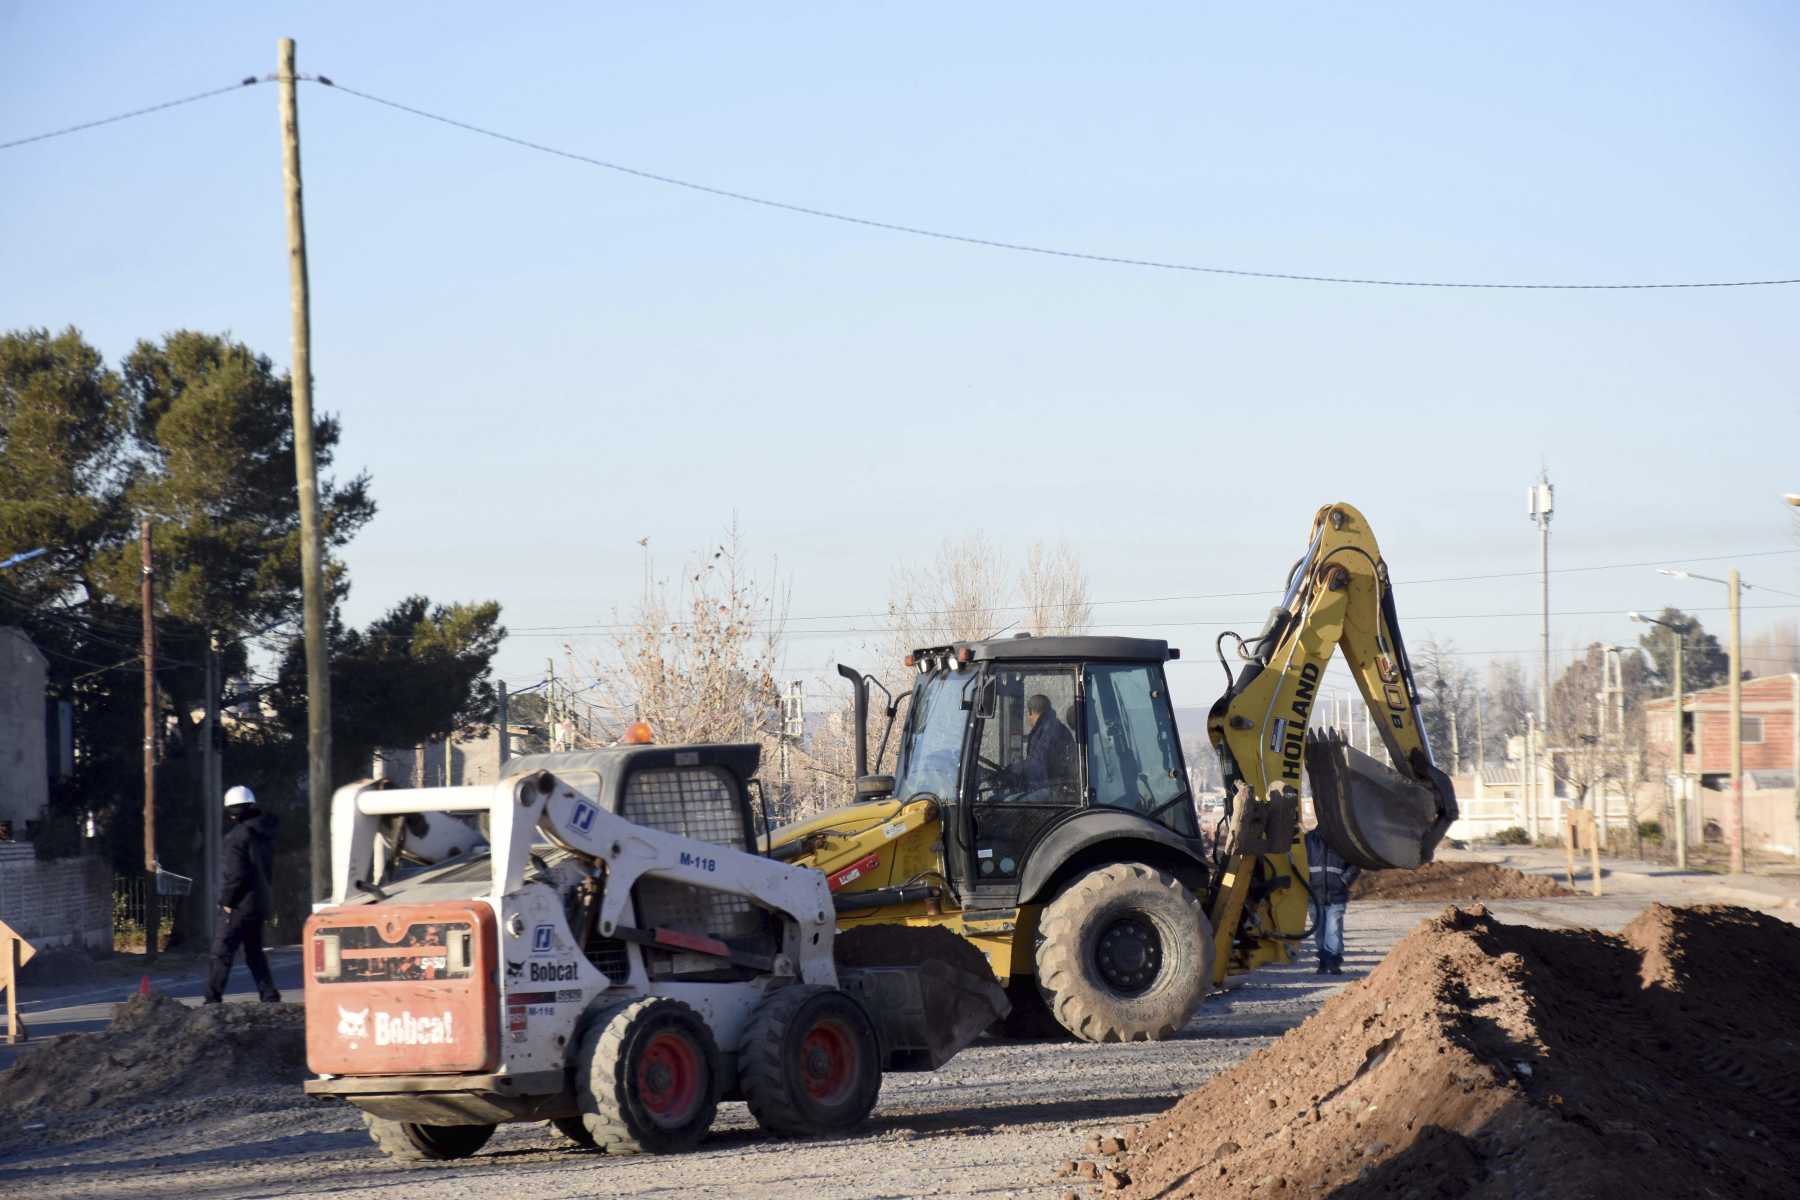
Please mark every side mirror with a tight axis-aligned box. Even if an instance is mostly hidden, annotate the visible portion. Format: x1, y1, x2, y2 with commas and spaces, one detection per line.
855, 774, 895, 802
972, 677, 998, 720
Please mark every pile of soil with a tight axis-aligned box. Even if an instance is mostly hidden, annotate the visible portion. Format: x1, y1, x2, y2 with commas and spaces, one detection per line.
1104, 904, 1800, 1199
1352, 860, 1573, 901
0, 992, 307, 1115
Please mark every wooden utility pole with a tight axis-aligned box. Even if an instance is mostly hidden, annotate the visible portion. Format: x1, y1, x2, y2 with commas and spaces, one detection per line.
1727, 568, 1743, 874
202, 634, 222, 942
140, 518, 158, 963
279, 36, 332, 902
497, 681, 510, 765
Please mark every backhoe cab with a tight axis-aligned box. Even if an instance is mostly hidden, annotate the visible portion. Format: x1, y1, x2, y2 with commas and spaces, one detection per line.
771, 636, 1216, 1043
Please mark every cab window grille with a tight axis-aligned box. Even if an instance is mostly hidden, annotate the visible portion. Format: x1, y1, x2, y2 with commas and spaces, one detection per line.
623, 766, 760, 942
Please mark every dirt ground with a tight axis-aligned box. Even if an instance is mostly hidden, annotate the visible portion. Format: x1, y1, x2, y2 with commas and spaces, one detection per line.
1105, 903, 1800, 1199
3, 872, 1796, 1199
1351, 859, 1573, 901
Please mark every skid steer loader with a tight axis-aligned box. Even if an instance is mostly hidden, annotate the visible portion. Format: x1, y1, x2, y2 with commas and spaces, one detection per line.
767, 502, 1457, 1044
301, 743, 1006, 1160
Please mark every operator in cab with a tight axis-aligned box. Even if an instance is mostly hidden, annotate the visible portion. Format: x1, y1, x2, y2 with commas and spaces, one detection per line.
1017, 693, 1076, 796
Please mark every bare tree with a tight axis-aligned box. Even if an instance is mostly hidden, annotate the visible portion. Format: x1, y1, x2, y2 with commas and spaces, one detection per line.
1019, 539, 1093, 636
579, 523, 788, 749
1414, 636, 1477, 775
1744, 619, 1800, 679
1485, 657, 1532, 760
886, 532, 1009, 656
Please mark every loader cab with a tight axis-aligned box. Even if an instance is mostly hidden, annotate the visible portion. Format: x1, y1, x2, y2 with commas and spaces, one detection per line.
880, 636, 1201, 910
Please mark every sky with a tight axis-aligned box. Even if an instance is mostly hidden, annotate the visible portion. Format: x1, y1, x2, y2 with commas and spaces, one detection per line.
4, 2, 1798, 721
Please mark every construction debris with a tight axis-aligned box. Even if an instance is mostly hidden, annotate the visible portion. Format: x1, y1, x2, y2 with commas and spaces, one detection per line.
0, 992, 306, 1115
1103, 904, 1800, 1199
1351, 860, 1573, 901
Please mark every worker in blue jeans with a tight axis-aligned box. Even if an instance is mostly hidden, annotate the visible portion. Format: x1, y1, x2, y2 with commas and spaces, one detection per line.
1304, 826, 1360, 975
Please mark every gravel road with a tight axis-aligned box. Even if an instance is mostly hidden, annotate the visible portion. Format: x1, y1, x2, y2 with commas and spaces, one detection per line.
6, 871, 1794, 1200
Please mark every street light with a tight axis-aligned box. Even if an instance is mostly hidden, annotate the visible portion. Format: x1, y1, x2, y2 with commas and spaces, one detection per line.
1630, 610, 1691, 869
0, 548, 46, 571
1657, 566, 1746, 873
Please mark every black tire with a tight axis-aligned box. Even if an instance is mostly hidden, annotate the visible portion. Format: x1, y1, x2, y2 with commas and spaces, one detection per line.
740, 986, 883, 1136
1035, 862, 1212, 1043
550, 1115, 597, 1149
574, 997, 720, 1155
361, 1111, 495, 1161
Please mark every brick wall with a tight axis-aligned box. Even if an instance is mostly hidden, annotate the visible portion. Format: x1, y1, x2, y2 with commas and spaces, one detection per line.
1644, 674, 1798, 774
0, 842, 113, 950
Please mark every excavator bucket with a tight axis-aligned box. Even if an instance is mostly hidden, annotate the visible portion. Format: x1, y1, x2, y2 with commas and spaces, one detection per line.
1306, 729, 1456, 870
834, 925, 1011, 1070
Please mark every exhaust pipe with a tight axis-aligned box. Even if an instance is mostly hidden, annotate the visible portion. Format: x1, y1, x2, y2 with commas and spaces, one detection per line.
837, 663, 869, 779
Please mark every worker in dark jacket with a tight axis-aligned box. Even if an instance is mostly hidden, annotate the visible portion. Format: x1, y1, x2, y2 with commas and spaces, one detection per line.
205, 785, 282, 1003
1018, 693, 1076, 796
1304, 826, 1361, 975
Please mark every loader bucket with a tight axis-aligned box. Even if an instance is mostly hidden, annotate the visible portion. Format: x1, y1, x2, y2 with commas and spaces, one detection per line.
1305, 729, 1456, 870
840, 958, 1011, 1071
835, 923, 1012, 1071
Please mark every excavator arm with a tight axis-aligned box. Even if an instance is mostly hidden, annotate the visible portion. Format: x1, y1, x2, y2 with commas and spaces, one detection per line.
1203, 502, 1457, 978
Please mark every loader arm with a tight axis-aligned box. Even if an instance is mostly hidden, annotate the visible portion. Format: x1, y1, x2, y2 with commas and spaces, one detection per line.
1204, 502, 1457, 978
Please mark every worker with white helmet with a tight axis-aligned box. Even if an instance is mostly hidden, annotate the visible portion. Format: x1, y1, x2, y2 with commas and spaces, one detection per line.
205, 785, 283, 1004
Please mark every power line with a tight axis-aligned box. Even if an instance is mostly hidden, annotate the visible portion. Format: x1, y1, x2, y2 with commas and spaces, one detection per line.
310, 78, 1800, 291
498, 546, 1800, 636
0, 77, 267, 152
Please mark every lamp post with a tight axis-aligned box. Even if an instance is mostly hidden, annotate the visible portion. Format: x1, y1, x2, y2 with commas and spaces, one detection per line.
1659, 567, 1745, 873
1631, 611, 1690, 868
0, 548, 46, 571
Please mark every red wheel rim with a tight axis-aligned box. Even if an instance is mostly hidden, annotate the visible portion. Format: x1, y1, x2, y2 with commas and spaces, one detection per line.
799, 1017, 858, 1104
636, 1029, 704, 1125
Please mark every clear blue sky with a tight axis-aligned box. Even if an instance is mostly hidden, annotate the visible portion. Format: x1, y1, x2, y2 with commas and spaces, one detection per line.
5, 3, 1798, 712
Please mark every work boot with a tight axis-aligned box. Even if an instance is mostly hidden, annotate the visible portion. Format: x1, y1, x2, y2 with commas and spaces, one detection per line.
1328, 958, 1344, 976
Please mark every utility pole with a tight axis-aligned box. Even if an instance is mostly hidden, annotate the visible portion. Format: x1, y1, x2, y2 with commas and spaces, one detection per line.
497, 680, 510, 765
1475, 691, 1485, 777
1673, 627, 1686, 868
202, 634, 221, 943
1728, 567, 1743, 873
140, 519, 158, 963
546, 658, 557, 751
1528, 472, 1554, 728
279, 37, 332, 903
1525, 710, 1538, 843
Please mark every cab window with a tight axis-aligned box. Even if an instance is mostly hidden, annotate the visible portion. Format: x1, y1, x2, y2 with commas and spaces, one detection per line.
1083, 663, 1196, 837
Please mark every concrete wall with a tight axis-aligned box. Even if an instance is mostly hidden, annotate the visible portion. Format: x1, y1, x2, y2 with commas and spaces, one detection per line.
0, 842, 112, 951
0, 627, 49, 837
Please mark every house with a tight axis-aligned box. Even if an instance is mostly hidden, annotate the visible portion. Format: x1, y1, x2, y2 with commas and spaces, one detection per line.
1643, 673, 1799, 856
0, 627, 113, 951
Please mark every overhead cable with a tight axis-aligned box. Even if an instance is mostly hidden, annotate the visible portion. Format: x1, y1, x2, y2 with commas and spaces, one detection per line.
313, 79, 1799, 291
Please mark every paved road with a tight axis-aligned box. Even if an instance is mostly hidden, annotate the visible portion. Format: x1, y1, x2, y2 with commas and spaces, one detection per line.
0, 949, 304, 1072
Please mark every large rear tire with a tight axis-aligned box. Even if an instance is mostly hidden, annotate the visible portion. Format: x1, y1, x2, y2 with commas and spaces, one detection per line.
361, 1112, 494, 1161
1035, 862, 1212, 1042
741, 986, 883, 1136
575, 997, 720, 1155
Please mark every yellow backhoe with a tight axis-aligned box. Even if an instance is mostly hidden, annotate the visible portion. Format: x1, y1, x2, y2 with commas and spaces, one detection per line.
768, 502, 1456, 1041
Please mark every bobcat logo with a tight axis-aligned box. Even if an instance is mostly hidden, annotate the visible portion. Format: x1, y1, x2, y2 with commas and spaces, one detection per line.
337, 1006, 370, 1039
505, 959, 525, 983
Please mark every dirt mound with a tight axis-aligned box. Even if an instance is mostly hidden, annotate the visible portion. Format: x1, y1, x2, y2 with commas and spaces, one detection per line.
0, 992, 307, 1115
1351, 859, 1573, 900
1103, 904, 1800, 1200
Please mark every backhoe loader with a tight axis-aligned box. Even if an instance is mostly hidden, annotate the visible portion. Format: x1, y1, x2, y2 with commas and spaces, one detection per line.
766, 502, 1457, 1042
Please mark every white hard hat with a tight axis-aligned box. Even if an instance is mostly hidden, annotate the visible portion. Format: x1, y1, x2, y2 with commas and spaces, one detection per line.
224, 785, 257, 809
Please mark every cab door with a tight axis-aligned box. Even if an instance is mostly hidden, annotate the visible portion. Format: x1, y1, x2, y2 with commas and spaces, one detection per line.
965, 664, 1083, 909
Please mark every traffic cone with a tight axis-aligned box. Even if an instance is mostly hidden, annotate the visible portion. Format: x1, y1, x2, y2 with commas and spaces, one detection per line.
139, 975, 151, 997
